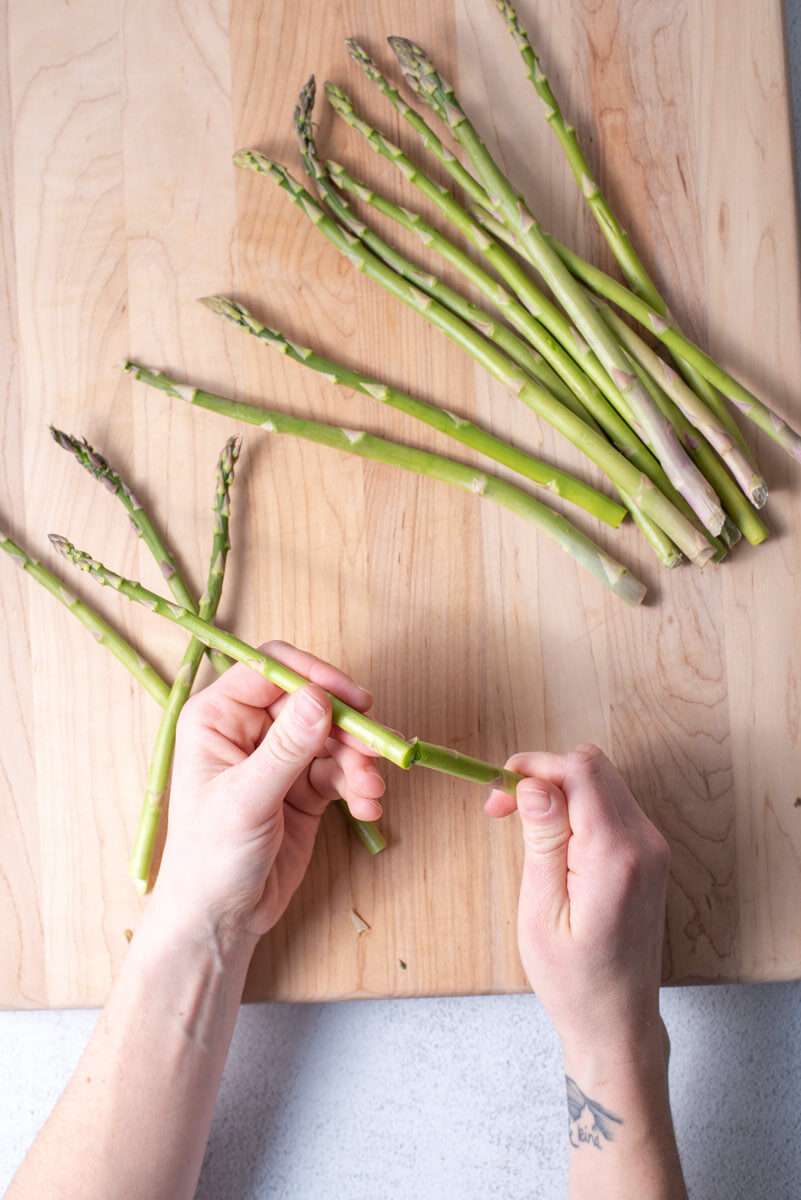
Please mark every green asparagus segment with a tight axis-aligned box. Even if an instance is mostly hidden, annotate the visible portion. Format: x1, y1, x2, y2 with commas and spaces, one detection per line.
130, 437, 240, 893
413, 740, 523, 792
323, 82, 717, 550
50, 428, 232, 675
1, 530, 170, 706
204, 292, 623, 531
541, 233, 801, 466
235, 151, 711, 565
491, 0, 751, 460
336, 798, 386, 855
387, 38, 727, 538
49, 534, 549, 785
125, 358, 648, 604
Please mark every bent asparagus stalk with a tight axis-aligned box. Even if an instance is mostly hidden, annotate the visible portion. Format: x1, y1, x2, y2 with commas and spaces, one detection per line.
130, 437, 240, 893
49, 534, 528, 789
323, 82, 717, 550
1, 529, 170, 706
491, 0, 751, 460
50, 428, 232, 674
388, 38, 726, 538
234, 151, 711, 565
203, 294, 622, 528
124, 358, 648, 604
324, 159, 681, 565
541, 233, 801, 465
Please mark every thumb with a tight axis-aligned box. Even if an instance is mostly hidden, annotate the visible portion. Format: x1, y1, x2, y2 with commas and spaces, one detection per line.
235, 684, 333, 810
517, 777, 571, 923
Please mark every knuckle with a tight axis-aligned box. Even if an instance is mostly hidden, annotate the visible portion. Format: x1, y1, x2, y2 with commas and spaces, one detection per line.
615, 843, 644, 888
266, 719, 308, 766
649, 832, 672, 871
177, 692, 210, 732
567, 743, 604, 777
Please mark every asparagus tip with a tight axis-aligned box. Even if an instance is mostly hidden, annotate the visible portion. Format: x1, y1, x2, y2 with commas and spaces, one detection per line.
48, 533, 72, 559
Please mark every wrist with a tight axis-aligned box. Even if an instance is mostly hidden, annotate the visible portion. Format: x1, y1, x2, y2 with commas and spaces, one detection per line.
131, 889, 259, 977
562, 1017, 669, 1087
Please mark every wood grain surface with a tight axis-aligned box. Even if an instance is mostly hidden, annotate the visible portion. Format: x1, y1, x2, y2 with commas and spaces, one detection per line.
1, 0, 800, 1007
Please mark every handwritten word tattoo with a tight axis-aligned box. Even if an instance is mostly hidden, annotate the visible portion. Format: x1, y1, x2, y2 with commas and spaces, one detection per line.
566, 1076, 623, 1150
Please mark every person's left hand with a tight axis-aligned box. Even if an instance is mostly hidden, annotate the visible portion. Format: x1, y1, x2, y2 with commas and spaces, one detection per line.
152, 640, 386, 942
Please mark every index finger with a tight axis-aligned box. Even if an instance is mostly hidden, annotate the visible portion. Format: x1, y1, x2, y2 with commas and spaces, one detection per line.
199, 639, 373, 713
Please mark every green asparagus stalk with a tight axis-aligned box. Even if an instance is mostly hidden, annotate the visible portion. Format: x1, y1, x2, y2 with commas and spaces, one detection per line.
324, 159, 682, 565
1, 517, 385, 860
595, 303, 767, 508
491, 0, 752, 460
234, 150, 712, 565
540, 233, 801, 467
124, 358, 648, 604
130, 437, 240, 893
203, 293, 622, 528
336, 799, 386, 855
345, 39, 489, 208
388, 39, 728, 538
294, 79, 586, 423
50, 428, 232, 674
1, 529, 170, 706
323, 82, 721, 552
49, 534, 531, 788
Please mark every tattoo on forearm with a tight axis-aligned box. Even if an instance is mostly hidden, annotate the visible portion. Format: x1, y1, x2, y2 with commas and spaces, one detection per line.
566, 1076, 623, 1150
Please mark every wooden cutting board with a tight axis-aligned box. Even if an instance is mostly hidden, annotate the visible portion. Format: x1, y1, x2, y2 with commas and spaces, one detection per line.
2, 0, 800, 1008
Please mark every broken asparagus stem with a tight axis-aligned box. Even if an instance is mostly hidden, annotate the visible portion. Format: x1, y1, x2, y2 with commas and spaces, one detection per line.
48, 534, 526, 791
387, 37, 726, 538
202, 293, 623, 528
130, 437, 240, 894
124, 357, 648, 604
491, 0, 752, 460
50, 427, 232, 675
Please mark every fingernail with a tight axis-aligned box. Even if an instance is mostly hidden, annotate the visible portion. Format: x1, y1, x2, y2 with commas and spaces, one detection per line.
295, 688, 327, 727
517, 778, 551, 816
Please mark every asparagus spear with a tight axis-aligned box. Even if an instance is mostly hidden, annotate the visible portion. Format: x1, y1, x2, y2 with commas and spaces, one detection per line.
294, 79, 587, 423
234, 151, 712, 565
50, 428, 232, 674
388, 38, 727, 538
49, 534, 528, 790
124, 358, 648, 604
324, 159, 682, 565
203, 293, 622, 528
540, 233, 801, 466
491, 0, 751, 460
1, 530, 170, 706
594, 303, 767, 508
130, 437, 240, 893
322, 82, 721, 550
1, 517, 385, 860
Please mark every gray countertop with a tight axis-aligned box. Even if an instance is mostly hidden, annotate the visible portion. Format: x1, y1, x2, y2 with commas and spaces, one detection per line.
3, 4, 801, 1197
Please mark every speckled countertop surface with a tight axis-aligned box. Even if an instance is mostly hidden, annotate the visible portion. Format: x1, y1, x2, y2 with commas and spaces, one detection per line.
3, 4, 801, 1197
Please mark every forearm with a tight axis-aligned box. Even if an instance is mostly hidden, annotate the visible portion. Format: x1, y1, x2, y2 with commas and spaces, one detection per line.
563, 1025, 686, 1200
8, 899, 256, 1200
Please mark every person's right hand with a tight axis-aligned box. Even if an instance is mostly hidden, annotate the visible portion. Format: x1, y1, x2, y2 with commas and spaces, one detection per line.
485, 743, 671, 1062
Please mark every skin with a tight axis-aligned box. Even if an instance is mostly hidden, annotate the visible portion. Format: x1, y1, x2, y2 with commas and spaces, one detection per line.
486, 744, 687, 1199
8, 657, 685, 1199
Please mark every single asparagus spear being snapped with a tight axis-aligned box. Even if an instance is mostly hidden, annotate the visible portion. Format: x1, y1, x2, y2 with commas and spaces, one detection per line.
124, 357, 648, 606
49, 533, 526, 792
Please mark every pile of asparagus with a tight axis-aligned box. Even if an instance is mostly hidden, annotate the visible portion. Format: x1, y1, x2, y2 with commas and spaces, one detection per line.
127, 1, 801, 606
4, 2, 800, 892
